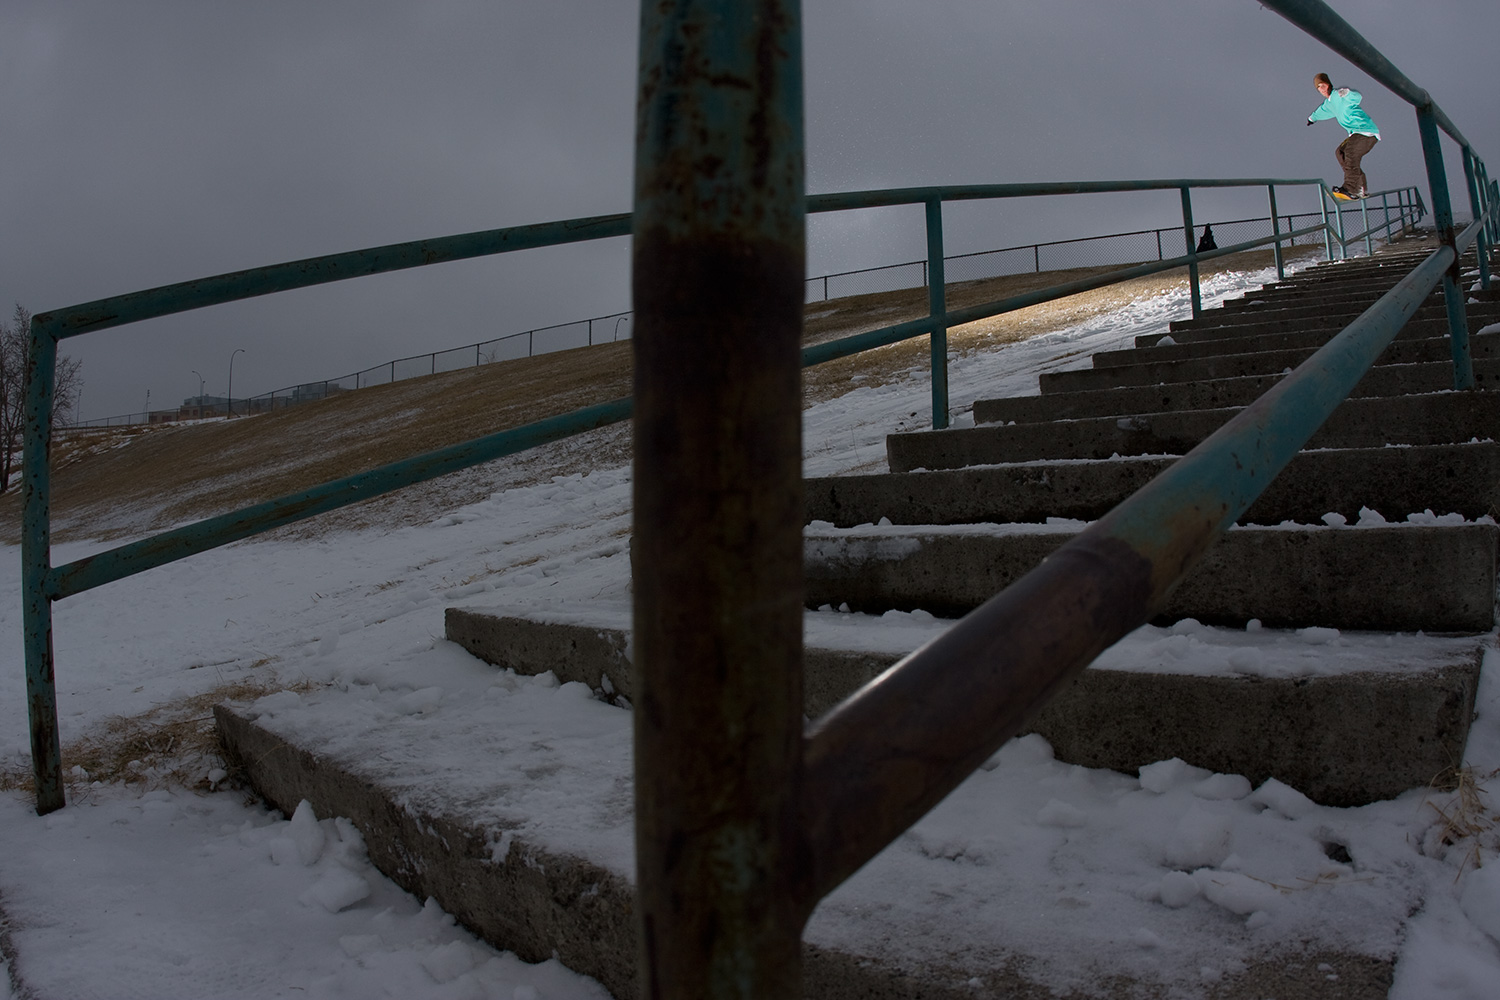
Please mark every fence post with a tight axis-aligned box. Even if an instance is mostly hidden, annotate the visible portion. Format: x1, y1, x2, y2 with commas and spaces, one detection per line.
1463, 149, 1492, 292
631, 2, 808, 998
925, 198, 949, 429
1034, 244, 1040, 272
1416, 105, 1473, 390
22, 321, 65, 814
1179, 187, 1201, 320
1267, 186, 1284, 280
389, 360, 395, 383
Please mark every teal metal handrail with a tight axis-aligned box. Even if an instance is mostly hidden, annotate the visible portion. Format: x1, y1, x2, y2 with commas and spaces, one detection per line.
17, 4, 1498, 996
626, 2, 1494, 997
11, 174, 1429, 814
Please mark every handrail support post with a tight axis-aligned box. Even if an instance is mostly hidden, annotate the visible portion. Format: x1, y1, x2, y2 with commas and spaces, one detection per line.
925, 197, 949, 429
631, 1, 809, 996
1463, 149, 1492, 291
1417, 105, 1473, 388
1319, 188, 1334, 261
22, 321, 64, 814
1179, 187, 1202, 319
1268, 185, 1285, 280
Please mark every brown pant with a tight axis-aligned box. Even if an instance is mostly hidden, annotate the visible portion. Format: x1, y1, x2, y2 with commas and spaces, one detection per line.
1336, 133, 1378, 195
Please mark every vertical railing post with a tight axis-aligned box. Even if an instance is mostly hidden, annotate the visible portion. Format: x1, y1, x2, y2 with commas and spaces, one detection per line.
631, 2, 808, 998
1179, 186, 1201, 319
1318, 187, 1333, 261
1463, 149, 1492, 292
1380, 191, 1390, 240
1416, 105, 1473, 389
1360, 196, 1373, 257
1267, 185, 1285, 280
22, 320, 64, 814
1332, 192, 1348, 259
925, 197, 949, 429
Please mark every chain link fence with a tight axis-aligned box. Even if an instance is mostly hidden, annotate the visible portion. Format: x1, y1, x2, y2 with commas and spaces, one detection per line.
74, 202, 1415, 429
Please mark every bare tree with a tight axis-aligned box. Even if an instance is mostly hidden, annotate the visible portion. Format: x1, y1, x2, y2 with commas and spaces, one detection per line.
0, 304, 84, 493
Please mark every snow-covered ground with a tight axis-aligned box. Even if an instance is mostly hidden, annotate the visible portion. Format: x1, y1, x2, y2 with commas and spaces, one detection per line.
2, 257, 1498, 998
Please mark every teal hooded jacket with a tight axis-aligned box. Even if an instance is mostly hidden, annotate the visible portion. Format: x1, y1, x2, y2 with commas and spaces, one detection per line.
1308, 87, 1380, 137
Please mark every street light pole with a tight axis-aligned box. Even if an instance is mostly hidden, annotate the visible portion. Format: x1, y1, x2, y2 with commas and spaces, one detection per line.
191, 369, 204, 400
227, 349, 244, 418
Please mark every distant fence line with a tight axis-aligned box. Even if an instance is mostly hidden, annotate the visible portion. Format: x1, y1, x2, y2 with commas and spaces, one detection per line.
71, 203, 1397, 429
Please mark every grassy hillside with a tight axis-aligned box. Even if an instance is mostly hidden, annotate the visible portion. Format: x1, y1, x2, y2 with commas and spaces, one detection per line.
1, 247, 1317, 546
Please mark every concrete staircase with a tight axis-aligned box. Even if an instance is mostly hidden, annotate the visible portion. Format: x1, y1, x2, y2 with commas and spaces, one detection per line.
219, 236, 1500, 998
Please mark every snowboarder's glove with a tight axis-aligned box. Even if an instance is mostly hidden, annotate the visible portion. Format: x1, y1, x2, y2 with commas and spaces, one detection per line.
1306, 119, 1314, 126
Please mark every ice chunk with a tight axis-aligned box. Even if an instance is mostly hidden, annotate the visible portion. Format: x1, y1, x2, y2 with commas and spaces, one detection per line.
1296, 626, 1339, 645
1321, 512, 1347, 527
1250, 778, 1317, 819
395, 686, 444, 715
1159, 870, 1200, 908
299, 867, 371, 913
420, 941, 476, 983
1037, 799, 1088, 828
1355, 506, 1387, 526
1139, 757, 1209, 794
1192, 773, 1252, 801
1165, 806, 1233, 869
1193, 868, 1281, 916
288, 800, 326, 866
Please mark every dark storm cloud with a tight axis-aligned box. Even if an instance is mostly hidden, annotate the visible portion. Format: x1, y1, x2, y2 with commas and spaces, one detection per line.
2, 1, 1495, 419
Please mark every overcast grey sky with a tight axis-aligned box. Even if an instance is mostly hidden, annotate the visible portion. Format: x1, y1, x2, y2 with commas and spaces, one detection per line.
3, 1, 1496, 420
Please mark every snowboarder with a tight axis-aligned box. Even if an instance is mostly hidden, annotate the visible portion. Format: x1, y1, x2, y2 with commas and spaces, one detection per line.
1307, 72, 1380, 200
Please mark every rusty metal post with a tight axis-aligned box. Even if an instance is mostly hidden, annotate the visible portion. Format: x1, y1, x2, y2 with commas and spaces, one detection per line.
631, 2, 808, 999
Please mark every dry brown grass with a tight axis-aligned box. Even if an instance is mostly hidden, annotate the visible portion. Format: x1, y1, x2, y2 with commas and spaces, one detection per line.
0, 245, 1317, 547
1424, 765, 1500, 878
0, 671, 318, 798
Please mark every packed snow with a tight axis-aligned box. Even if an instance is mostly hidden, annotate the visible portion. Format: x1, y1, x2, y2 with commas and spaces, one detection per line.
2, 256, 1498, 998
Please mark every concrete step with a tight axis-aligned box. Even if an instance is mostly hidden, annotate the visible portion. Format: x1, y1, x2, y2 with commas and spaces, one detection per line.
1108, 315, 1496, 367
1215, 285, 1498, 313
1038, 331, 1500, 394
440, 606, 1482, 807
1132, 311, 1495, 349
1168, 299, 1500, 337
212, 641, 1457, 998
972, 361, 1500, 425
1116, 314, 1488, 365
803, 520, 1498, 631
807, 441, 1500, 528
897, 390, 1500, 469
